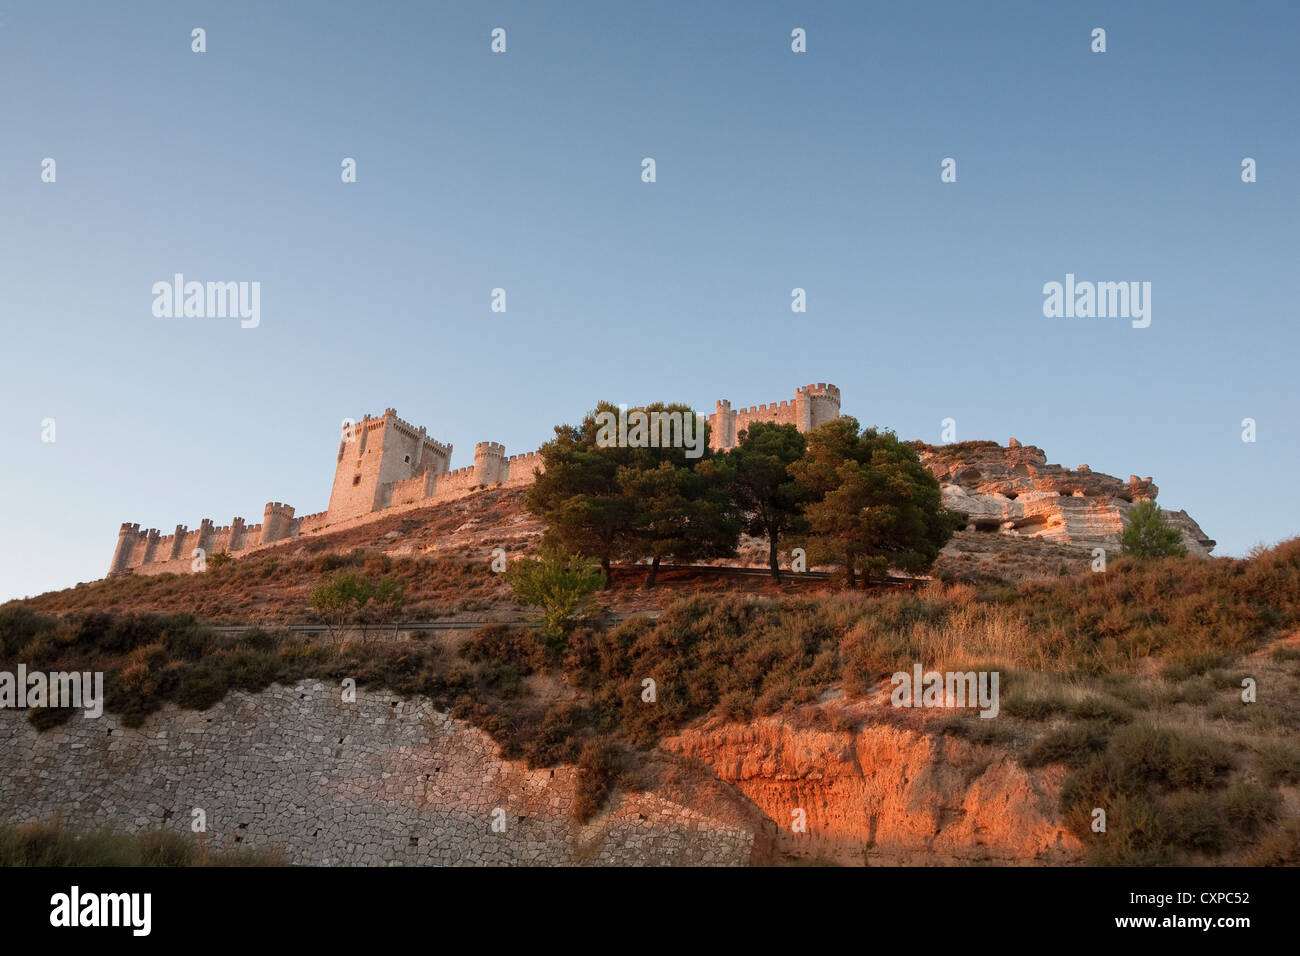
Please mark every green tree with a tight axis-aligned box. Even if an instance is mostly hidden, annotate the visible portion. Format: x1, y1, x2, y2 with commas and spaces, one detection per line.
527, 401, 734, 588
369, 575, 408, 641
505, 547, 604, 642
790, 417, 961, 587
1121, 500, 1188, 560
615, 402, 738, 587
206, 551, 233, 571
724, 421, 808, 580
309, 572, 374, 646
526, 401, 640, 589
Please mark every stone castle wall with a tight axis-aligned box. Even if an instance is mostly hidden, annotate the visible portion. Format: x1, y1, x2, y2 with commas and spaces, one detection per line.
0, 680, 758, 866
109, 384, 838, 577
706, 383, 840, 450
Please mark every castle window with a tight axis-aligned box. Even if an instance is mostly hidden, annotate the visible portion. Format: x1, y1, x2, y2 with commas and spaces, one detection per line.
404, 455, 410, 463
352, 475, 361, 486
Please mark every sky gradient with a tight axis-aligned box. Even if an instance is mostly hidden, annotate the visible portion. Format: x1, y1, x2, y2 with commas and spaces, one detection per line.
2, 1, 1297, 601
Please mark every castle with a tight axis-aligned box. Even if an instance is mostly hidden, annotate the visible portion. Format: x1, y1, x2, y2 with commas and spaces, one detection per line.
108, 384, 843, 576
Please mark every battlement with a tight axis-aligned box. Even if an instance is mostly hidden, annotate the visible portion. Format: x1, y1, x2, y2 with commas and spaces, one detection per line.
109, 382, 838, 575
707, 383, 841, 451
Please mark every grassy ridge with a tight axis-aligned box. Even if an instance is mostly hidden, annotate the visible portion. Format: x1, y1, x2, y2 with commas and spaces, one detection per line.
3, 539, 1299, 858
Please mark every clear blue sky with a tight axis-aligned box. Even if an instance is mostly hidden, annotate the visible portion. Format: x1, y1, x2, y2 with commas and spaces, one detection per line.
2, 1, 1297, 601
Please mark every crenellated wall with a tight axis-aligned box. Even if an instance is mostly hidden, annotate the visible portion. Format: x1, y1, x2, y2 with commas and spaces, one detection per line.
708, 383, 841, 451
108, 384, 837, 577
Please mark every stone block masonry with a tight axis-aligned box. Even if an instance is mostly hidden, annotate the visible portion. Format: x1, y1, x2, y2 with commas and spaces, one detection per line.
108, 384, 839, 576
0, 681, 758, 866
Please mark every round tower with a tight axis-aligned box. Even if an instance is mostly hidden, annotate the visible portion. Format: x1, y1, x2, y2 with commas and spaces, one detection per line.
109, 522, 141, 575
474, 441, 507, 486
262, 502, 297, 543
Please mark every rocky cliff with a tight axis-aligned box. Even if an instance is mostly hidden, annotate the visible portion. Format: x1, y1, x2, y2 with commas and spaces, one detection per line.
0, 680, 1082, 866
918, 440, 1215, 556
665, 693, 1083, 866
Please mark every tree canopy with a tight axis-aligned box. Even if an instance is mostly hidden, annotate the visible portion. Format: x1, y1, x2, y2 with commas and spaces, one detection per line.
789, 417, 961, 587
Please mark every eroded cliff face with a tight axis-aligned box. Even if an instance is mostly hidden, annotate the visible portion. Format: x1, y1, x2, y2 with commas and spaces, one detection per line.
0, 680, 1083, 866
665, 698, 1083, 866
918, 440, 1215, 556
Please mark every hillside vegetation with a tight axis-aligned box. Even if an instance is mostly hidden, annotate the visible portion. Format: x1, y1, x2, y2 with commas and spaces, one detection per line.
4, 539, 1300, 862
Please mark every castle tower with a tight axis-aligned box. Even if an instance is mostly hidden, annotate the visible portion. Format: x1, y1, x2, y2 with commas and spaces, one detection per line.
796, 382, 841, 431
328, 409, 454, 519
195, 518, 216, 555
141, 528, 162, 565
474, 441, 507, 485
109, 523, 141, 575
262, 502, 296, 543
169, 525, 188, 560
708, 399, 736, 451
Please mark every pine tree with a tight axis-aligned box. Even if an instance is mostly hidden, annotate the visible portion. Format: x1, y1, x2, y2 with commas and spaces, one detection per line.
724, 421, 808, 580
789, 417, 960, 587
1121, 500, 1188, 559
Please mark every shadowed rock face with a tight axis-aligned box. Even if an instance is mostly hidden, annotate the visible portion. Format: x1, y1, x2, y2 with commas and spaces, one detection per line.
916, 441, 1215, 555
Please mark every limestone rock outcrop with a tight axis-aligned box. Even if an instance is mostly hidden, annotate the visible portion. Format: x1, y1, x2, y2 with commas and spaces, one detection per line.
917, 441, 1215, 555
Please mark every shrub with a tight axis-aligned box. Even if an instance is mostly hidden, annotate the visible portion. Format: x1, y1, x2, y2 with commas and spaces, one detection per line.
1243, 819, 1300, 866
206, 551, 233, 571
461, 624, 545, 673
1255, 740, 1300, 786
1061, 725, 1238, 863
0, 821, 286, 867
27, 706, 75, 731
1104, 725, 1234, 791
1216, 781, 1279, 838
939, 716, 1014, 746
522, 704, 585, 766
1160, 791, 1231, 854
315, 549, 366, 573
1079, 794, 1175, 867
1067, 696, 1133, 724
1002, 693, 1069, 720
573, 739, 619, 823
505, 547, 603, 643
0, 606, 58, 657
137, 829, 196, 866
1023, 722, 1111, 768
1121, 501, 1188, 560
309, 572, 373, 645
